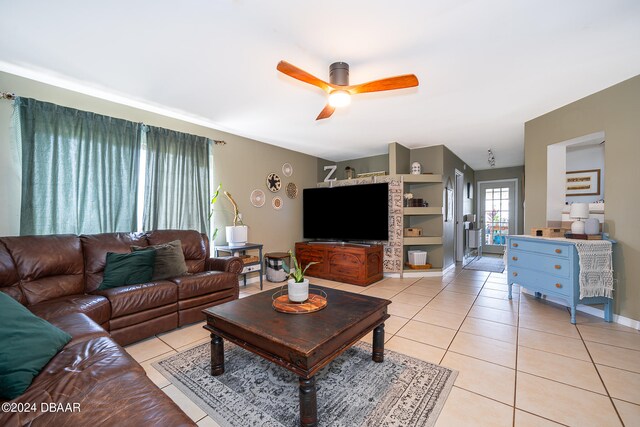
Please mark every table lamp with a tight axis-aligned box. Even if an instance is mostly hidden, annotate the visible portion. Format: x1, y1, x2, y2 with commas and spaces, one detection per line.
569, 203, 589, 234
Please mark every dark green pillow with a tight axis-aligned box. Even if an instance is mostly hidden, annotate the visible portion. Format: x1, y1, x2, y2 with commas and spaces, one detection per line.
99, 250, 156, 290
131, 240, 188, 280
0, 292, 72, 400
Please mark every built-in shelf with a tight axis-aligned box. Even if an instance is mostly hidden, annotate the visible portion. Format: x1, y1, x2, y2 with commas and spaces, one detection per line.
399, 174, 442, 183
403, 207, 443, 215
403, 236, 443, 245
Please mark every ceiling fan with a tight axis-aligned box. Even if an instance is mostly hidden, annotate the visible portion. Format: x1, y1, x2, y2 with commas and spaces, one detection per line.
277, 60, 419, 120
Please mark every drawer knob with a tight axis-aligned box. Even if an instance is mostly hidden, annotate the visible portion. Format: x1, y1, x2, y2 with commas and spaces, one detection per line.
512, 272, 518, 277
512, 256, 518, 261
513, 243, 519, 248
555, 283, 562, 289
555, 248, 562, 254
554, 265, 561, 270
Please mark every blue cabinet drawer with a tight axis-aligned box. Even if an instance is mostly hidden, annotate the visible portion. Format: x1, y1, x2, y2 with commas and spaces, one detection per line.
508, 266, 573, 298
508, 249, 571, 278
509, 238, 570, 258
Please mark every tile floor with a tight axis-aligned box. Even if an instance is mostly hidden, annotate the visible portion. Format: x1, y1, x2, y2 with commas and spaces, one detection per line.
125, 266, 640, 426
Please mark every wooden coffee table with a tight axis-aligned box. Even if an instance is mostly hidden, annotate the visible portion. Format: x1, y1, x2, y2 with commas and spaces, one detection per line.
203, 286, 390, 427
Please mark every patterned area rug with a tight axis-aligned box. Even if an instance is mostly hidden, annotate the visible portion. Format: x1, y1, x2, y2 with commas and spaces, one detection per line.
154, 341, 457, 427
463, 256, 505, 273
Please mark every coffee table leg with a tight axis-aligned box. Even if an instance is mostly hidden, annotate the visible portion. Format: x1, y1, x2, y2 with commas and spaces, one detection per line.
299, 376, 318, 427
372, 323, 385, 363
210, 333, 225, 376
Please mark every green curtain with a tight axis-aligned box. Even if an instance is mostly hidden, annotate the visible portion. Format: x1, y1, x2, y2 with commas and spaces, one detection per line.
143, 126, 210, 234
18, 98, 141, 235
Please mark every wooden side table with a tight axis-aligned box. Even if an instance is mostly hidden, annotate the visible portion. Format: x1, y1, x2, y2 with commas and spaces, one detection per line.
214, 243, 263, 289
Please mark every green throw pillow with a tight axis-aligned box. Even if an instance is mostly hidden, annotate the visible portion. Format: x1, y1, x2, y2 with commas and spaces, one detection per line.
131, 240, 188, 280
99, 250, 156, 290
0, 292, 72, 400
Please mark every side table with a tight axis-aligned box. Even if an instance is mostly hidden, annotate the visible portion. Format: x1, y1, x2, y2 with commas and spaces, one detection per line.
214, 243, 264, 290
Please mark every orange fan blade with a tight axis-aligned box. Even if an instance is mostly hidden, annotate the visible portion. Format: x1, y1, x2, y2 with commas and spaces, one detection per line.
277, 61, 333, 92
316, 104, 335, 120
347, 74, 419, 95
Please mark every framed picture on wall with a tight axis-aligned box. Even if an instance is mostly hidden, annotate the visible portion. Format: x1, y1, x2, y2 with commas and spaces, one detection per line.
566, 169, 601, 196
445, 187, 454, 222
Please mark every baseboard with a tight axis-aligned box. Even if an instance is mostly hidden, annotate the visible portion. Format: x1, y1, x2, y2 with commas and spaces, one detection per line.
520, 288, 640, 330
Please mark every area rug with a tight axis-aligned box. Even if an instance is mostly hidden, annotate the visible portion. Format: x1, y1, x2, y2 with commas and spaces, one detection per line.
153, 341, 457, 427
463, 256, 505, 273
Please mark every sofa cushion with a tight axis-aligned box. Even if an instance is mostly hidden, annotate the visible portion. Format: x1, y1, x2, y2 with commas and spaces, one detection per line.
28, 294, 111, 326
132, 240, 188, 280
0, 240, 25, 304
0, 292, 72, 400
80, 232, 149, 292
0, 235, 84, 305
170, 271, 239, 300
47, 312, 110, 345
146, 230, 208, 273
99, 250, 156, 290
92, 281, 177, 318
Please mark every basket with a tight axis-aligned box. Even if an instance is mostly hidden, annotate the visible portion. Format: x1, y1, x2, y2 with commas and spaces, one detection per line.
408, 250, 427, 265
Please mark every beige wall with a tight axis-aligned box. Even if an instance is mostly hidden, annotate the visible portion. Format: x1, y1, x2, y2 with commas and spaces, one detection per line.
0, 71, 319, 262
524, 74, 640, 321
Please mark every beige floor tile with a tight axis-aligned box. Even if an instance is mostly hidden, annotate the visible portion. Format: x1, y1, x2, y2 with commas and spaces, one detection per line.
597, 364, 640, 404
391, 291, 433, 307
613, 399, 640, 427
387, 301, 423, 319
139, 351, 177, 388
435, 386, 513, 427
449, 332, 516, 368
479, 288, 516, 300
516, 372, 621, 427
413, 307, 466, 330
468, 305, 518, 326
426, 299, 473, 315
517, 346, 606, 394
359, 330, 393, 345
441, 352, 515, 405
585, 341, 640, 373
396, 320, 457, 349
578, 324, 640, 351
518, 303, 573, 323
360, 287, 399, 299
402, 284, 442, 297
483, 281, 513, 291
384, 315, 410, 335
474, 295, 519, 312
176, 337, 210, 352
518, 328, 590, 361
518, 314, 581, 339
158, 321, 209, 349
459, 317, 517, 344
443, 283, 482, 295
333, 283, 366, 293
385, 336, 446, 365
432, 290, 477, 304
125, 337, 175, 363
162, 385, 207, 422
576, 315, 640, 333
514, 410, 564, 426
197, 416, 222, 427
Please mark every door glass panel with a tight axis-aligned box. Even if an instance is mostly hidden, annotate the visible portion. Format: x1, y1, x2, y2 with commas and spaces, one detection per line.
483, 186, 510, 247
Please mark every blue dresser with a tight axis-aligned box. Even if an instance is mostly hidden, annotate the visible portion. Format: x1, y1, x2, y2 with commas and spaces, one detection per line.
506, 236, 613, 324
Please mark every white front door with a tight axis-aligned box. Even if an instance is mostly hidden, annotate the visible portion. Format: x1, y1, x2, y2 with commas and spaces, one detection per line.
478, 180, 517, 255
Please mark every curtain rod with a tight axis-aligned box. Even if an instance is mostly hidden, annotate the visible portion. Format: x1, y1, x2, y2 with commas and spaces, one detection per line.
1, 92, 16, 100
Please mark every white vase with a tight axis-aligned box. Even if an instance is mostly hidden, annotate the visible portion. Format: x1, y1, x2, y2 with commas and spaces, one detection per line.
225, 225, 248, 246
287, 278, 309, 302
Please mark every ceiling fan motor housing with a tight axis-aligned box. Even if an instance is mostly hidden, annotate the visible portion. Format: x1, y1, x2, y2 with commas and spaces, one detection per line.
330, 62, 349, 86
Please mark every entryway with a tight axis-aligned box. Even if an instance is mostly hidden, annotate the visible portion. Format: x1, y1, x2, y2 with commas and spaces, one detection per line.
477, 179, 517, 255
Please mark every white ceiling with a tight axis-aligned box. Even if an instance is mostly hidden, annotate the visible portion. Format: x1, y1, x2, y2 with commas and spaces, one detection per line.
1, 1, 639, 170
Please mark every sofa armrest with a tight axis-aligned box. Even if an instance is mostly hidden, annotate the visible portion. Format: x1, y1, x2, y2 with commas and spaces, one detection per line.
206, 256, 244, 275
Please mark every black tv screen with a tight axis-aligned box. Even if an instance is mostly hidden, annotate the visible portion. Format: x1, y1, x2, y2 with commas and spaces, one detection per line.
303, 183, 389, 241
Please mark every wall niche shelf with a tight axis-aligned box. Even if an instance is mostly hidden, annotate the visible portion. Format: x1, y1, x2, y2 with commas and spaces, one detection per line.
403, 207, 443, 216
403, 236, 443, 245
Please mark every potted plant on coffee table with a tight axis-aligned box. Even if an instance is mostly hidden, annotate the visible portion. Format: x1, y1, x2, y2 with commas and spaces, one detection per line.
282, 250, 318, 303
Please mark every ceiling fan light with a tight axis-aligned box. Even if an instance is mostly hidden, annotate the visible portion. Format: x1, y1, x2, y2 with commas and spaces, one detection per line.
328, 90, 351, 108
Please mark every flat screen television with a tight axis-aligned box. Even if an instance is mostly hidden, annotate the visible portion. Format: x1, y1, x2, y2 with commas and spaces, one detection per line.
303, 183, 389, 241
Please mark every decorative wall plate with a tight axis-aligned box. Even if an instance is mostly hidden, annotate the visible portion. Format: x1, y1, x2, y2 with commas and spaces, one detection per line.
272, 196, 283, 210
250, 189, 265, 207
282, 163, 293, 177
286, 182, 298, 199
266, 173, 281, 192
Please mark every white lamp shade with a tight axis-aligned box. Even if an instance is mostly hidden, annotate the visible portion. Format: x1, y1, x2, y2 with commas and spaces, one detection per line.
569, 203, 589, 219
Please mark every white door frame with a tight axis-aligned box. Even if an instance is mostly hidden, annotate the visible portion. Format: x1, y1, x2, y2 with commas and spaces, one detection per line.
477, 178, 518, 254
455, 170, 465, 262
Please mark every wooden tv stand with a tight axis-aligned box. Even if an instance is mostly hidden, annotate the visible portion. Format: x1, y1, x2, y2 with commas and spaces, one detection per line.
295, 242, 383, 286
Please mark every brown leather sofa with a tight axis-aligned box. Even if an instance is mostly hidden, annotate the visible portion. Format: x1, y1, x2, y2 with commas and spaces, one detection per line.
0, 229, 243, 426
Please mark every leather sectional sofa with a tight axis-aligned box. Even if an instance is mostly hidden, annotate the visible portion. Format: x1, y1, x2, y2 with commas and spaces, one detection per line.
0, 229, 244, 426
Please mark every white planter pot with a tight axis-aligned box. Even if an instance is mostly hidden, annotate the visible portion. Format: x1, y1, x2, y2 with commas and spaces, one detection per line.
287, 278, 309, 302
225, 225, 248, 246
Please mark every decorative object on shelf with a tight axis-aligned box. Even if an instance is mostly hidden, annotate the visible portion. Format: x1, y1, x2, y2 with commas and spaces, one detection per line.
272, 287, 328, 314
584, 218, 600, 235
408, 250, 428, 265
530, 227, 568, 238
404, 262, 432, 270
345, 166, 355, 179
224, 190, 248, 246
266, 173, 281, 192
566, 169, 601, 197
282, 162, 293, 177
404, 227, 422, 237
356, 171, 386, 178
285, 182, 298, 199
282, 250, 319, 302
487, 149, 496, 167
250, 189, 266, 207
444, 187, 453, 222
403, 192, 413, 207
323, 165, 337, 182
569, 202, 590, 234
272, 196, 283, 210
411, 162, 422, 175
